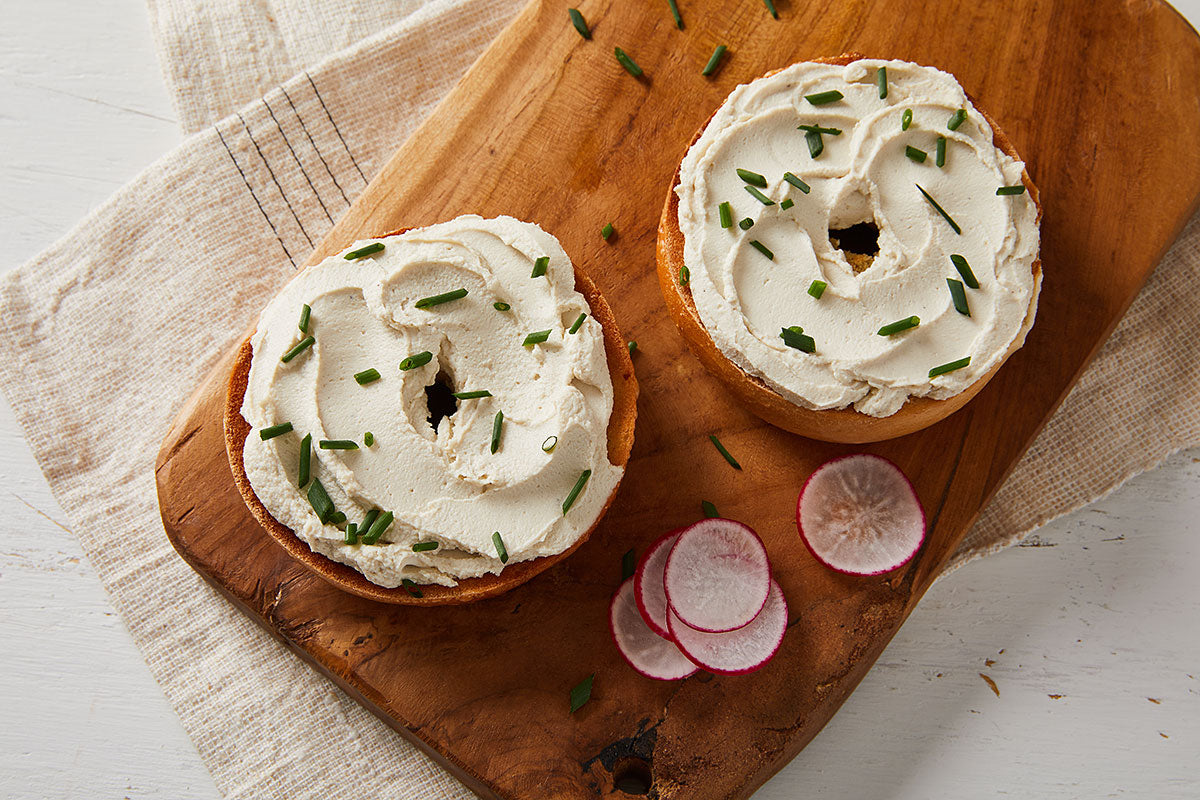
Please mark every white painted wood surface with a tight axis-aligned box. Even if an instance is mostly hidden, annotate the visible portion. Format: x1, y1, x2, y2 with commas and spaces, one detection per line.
0, 1, 1197, 797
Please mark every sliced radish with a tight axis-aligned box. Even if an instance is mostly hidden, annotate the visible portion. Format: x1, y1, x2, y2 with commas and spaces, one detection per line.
611, 577, 698, 681
797, 453, 926, 576
668, 580, 788, 675
633, 529, 681, 638
664, 518, 771, 633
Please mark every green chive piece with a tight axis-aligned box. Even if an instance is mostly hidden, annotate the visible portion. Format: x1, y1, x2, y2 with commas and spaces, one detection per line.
569, 313, 587, 334
702, 44, 727, 76
701, 500, 719, 518
951, 254, 979, 288
493, 531, 509, 563
281, 336, 315, 363
328, 511, 346, 525
806, 130, 824, 158
719, 201, 733, 228
709, 434, 742, 470
622, 548, 636, 580
878, 316, 921, 336
627, 341, 638, 354
947, 278, 970, 316
805, 90, 843, 105
915, 184, 962, 235
570, 674, 594, 713
780, 325, 815, 353
679, 265, 690, 286
808, 279, 827, 299
936, 136, 947, 168
749, 240, 774, 260
601, 222, 614, 241
568, 8, 590, 39
412, 541, 439, 552
947, 109, 967, 131
780, 198, 795, 210
414, 288, 468, 308
744, 185, 775, 205
360, 509, 380, 535
493, 301, 511, 311
354, 368, 380, 385
452, 390, 492, 399
298, 304, 311, 334
361, 510, 393, 545
319, 439, 359, 450
797, 124, 842, 135
542, 435, 558, 452
930, 356, 971, 378
399, 351, 433, 371
364, 431, 374, 447
877, 66, 888, 99
491, 410, 504, 453
307, 479, 335, 523
401, 578, 424, 598
523, 329, 552, 347
901, 108, 913, 130
531, 256, 550, 278
762, 0, 779, 19
344, 242, 384, 260
738, 217, 754, 230
259, 422, 293, 440
997, 185, 1026, 195
562, 470, 592, 514
905, 145, 928, 163
615, 47, 643, 77
737, 168, 767, 188
668, 0, 683, 29
783, 172, 811, 193
297, 433, 312, 487
344, 523, 358, 545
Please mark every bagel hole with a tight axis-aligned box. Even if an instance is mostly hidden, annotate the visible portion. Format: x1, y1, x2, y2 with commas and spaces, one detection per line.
829, 221, 880, 273
612, 757, 652, 795
425, 370, 458, 431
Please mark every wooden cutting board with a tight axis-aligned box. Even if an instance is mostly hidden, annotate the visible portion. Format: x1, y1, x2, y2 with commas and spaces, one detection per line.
155, 1, 1200, 797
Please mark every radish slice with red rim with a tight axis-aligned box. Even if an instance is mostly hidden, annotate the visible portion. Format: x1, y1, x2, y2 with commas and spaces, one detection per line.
633, 529, 681, 638
611, 577, 698, 681
664, 518, 771, 633
668, 579, 788, 675
797, 453, 926, 575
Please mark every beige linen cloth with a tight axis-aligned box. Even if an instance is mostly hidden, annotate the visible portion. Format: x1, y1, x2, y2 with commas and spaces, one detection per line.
0, 0, 1197, 797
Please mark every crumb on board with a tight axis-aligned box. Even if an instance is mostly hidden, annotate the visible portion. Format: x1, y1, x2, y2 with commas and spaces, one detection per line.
979, 673, 1000, 697
985, 659, 996, 667
1048, 694, 1065, 700
1148, 697, 1162, 704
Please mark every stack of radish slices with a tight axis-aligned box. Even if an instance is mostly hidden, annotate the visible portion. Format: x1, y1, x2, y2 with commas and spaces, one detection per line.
610, 519, 787, 680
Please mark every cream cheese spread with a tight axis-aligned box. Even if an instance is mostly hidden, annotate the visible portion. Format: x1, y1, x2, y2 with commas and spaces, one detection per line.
240, 216, 623, 587
676, 58, 1040, 417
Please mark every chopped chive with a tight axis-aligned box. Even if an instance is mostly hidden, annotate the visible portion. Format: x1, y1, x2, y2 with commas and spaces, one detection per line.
523, 329, 552, 347
947, 278, 970, 316
361, 510, 393, 544
806, 130, 824, 158
930, 356, 971, 377
915, 184, 962, 235
601, 222, 614, 240
344, 242, 384, 260
936, 136, 947, 168
297, 433, 312, 487
738, 217, 754, 230
797, 124, 842, 135
668, 0, 683, 28
568, 7, 590, 39
531, 256, 549, 278
702, 44, 727, 76
679, 265, 690, 286
762, 0, 779, 19
947, 109, 967, 131
997, 185, 1026, 195
491, 410, 504, 453
569, 313, 587, 334
307, 479, 335, 524
901, 108, 913, 130
542, 435, 558, 452
627, 341, 638, 354
783, 172, 811, 193
399, 351, 433, 371
412, 541, 439, 552
621, 548, 636, 580
328, 511, 346, 525
808, 279, 827, 299
878, 315, 921, 336
360, 509, 380, 535
414, 288, 468, 308
298, 303, 311, 334
876, 66, 888, 98
364, 431, 374, 446
744, 185, 775, 205
780, 198, 795, 210
319, 439, 359, 450
614, 47, 643, 77
805, 90, 843, 105
570, 674, 594, 713
452, 390, 492, 399
737, 168, 767, 188
701, 500, 719, 518
905, 145, 928, 163
354, 368, 380, 385
259, 422, 293, 440
719, 201, 733, 228
401, 578, 423, 598
748, 240, 774, 260
562, 470, 592, 514
951, 254, 979, 288
780, 325, 815, 352
493, 531, 509, 563
708, 434, 742, 470
493, 301, 511, 311
344, 523, 358, 545
281, 336, 315, 363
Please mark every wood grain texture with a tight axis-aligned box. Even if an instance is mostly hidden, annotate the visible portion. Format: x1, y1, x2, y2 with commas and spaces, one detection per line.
155, 1, 1200, 798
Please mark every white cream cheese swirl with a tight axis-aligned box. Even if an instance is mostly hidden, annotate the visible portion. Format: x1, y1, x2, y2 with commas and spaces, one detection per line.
241, 216, 622, 587
677, 59, 1040, 417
